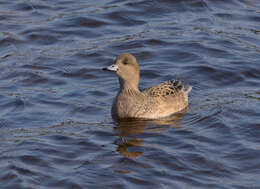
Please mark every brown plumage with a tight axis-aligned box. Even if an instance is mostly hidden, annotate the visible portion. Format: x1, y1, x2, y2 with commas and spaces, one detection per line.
103, 53, 192, 120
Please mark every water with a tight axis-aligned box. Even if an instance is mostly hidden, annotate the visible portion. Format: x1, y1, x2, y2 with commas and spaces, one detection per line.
0, 0, 260, 188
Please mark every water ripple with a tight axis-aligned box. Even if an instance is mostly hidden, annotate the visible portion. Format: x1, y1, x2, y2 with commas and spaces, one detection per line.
0, 0, 260, 188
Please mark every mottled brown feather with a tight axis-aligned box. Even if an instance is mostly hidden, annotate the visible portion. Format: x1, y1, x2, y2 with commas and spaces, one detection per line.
144, 80, 183, 98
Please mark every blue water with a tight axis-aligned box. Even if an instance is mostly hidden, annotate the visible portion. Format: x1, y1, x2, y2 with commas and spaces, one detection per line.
0, 0, 260, 188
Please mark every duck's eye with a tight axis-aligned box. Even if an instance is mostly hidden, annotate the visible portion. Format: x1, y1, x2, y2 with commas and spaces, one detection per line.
123, 61, 128, 65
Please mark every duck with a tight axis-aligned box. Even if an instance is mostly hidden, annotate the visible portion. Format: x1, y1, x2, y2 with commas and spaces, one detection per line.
103, 53, 192, 120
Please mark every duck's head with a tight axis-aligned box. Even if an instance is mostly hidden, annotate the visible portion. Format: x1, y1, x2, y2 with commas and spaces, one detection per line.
103, 53, 140, 89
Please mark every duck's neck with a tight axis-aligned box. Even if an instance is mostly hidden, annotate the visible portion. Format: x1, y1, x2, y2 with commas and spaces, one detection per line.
119, 77, 140, 93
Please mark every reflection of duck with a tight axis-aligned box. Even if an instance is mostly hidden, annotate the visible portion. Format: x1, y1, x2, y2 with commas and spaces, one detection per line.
115, 120, 146, 158
114, 112, 185, 158
103, 53, 192, 120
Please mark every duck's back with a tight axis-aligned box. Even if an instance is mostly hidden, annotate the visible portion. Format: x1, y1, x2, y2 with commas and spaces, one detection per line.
141, 80, 191, 118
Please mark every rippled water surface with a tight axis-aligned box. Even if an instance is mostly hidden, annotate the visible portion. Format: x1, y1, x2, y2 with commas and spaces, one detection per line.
1, 0, 260, 188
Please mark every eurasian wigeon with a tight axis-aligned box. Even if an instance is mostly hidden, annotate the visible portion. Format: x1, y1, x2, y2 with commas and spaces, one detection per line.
103, 53, 192, 120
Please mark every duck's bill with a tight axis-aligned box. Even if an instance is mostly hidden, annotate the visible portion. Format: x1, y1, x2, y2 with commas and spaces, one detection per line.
102, 64, 118, 72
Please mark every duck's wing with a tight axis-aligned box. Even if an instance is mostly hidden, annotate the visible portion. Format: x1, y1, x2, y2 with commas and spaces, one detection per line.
143, 80, 192, 98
